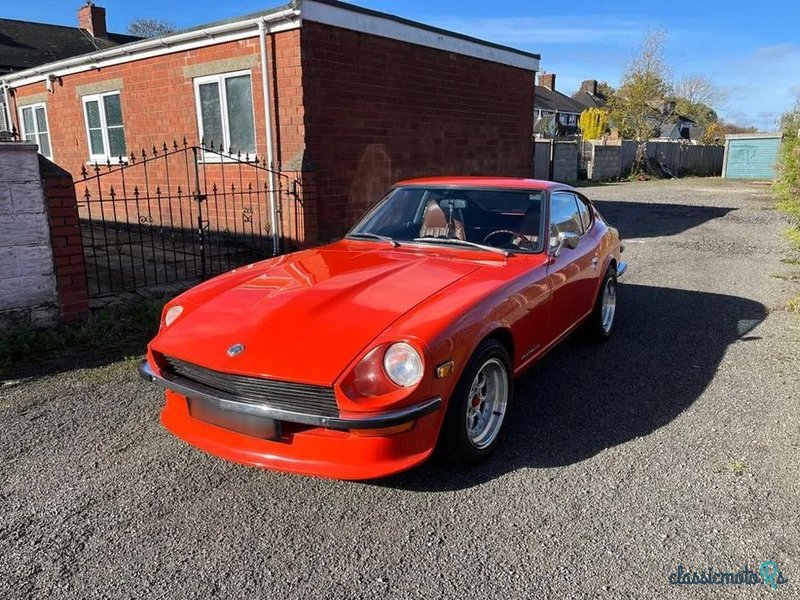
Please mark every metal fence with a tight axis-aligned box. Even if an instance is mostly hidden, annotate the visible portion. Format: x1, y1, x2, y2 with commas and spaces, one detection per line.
75, 140, 302, 297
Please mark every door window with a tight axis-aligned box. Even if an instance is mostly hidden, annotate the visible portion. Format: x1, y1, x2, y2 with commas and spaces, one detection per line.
549, 192, 583, 247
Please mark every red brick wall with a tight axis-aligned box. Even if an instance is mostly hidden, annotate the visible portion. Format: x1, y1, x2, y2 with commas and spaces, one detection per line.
11, 30, 314, 247
39, 159, 90, 321
11, 23, 535, 248
300, 22, 535, 241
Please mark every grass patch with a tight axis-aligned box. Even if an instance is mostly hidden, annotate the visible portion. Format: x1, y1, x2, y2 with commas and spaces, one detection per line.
787, 296, 800, 315
785, 227, 800, 250
568, 179, 617, 188
0, 297, 166, 376
730, 460, 747, 476
781, 257, 800, 265
771, 272, 800, 281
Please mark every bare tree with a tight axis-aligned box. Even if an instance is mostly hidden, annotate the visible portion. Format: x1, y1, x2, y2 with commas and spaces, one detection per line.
673, 75, 727, 109
127, 18, 177, 38
607, 27, 672, 167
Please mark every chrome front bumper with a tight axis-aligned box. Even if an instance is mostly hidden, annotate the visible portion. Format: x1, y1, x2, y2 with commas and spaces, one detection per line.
138, 360, 441, 430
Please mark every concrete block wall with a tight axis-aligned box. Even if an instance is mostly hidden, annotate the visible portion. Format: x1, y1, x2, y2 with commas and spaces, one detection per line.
0, 143, 59, 328
532, 141, 578, 182
588, 144, 621, 180
552, 142, 578, 182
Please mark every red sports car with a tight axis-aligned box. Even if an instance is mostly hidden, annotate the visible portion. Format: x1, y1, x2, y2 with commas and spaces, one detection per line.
140, 177, 626, 479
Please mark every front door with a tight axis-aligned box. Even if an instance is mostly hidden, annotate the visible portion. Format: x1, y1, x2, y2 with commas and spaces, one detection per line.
546, 191, 599, 340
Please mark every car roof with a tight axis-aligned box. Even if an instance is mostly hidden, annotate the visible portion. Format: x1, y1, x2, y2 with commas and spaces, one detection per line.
394, 176, 574, 192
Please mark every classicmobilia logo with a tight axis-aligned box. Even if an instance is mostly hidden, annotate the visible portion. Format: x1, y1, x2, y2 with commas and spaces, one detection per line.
669, 561, 789, 589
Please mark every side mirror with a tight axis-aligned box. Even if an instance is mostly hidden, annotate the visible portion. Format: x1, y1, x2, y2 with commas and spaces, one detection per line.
552, 231, 579, 256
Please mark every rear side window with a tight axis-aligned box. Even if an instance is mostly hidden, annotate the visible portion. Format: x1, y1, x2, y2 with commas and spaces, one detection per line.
576, 196, 592, 232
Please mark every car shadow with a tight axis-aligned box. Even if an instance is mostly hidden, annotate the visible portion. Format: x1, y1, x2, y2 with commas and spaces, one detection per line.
376, 283, 767, 491
592, 201, 734, 239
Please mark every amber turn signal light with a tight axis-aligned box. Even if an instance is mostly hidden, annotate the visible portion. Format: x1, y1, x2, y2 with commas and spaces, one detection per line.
435, 360, 455, 379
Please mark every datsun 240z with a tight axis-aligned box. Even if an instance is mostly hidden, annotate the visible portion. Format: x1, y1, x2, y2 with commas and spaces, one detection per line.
139, 177, 627, 479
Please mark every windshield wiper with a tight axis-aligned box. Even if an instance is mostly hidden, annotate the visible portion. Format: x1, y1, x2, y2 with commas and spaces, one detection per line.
412, 237, 510, 256
347, 232, 399, 247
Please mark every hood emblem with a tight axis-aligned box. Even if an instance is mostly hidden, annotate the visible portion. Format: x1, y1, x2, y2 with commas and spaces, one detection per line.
227, 343, 245, 357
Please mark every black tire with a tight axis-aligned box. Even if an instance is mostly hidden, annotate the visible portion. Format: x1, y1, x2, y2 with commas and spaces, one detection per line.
440, 339, 513, 465
586, 265, 618, 342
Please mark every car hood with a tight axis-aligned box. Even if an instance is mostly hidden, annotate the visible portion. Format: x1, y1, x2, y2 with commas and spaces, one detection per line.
152, 243, 482, 385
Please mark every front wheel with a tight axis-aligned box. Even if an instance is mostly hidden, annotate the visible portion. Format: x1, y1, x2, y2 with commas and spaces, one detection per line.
440, 339, 513, 464
586, 265, 618, 341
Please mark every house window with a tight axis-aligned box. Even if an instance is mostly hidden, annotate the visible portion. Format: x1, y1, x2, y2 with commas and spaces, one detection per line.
19, 103, 52, 159
194, 71, 256, 156
82, 92, 127, 162
1, 101, 9, 133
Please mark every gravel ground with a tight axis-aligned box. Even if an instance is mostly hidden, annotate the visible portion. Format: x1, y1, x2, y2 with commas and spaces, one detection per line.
2, 178, 799, 599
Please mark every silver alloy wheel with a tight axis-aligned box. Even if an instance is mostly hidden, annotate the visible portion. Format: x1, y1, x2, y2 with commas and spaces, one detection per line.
465, 357, 509, 449
601, 277, 617, 334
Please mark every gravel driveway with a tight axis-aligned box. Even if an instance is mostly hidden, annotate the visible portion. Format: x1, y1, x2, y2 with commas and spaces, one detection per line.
2, 178, 798, 599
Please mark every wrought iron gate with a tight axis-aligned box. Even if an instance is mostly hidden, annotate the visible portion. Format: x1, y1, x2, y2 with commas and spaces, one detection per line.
75, 140, 301, 297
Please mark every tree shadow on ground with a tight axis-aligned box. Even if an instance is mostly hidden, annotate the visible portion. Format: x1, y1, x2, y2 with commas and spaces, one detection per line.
592, 201, 734, 239
378, 283, 767, 491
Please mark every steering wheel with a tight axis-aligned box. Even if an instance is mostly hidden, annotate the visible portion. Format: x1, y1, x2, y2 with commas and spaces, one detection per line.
482, 229, 526, 247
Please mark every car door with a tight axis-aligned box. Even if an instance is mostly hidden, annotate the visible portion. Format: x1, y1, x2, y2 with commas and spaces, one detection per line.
546, 191, 601, 340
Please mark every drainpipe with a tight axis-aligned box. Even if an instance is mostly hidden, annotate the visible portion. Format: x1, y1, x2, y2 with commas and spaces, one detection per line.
1, 79, 13, 136
258, 19, 280, 255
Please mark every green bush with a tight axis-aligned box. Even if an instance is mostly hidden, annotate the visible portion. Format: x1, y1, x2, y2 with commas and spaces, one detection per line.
0, 298, 165, 375
579, 108, 609, 140
775, 136, 800, 248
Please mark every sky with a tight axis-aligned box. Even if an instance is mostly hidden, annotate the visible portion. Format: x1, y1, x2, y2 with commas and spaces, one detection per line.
4, 1, 799, 130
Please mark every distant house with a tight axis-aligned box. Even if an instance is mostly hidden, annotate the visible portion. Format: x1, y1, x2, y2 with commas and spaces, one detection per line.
0, 2, 140, 136
572, 79, 607, 110
659, 115, 703, 142
534, 73, 586, 138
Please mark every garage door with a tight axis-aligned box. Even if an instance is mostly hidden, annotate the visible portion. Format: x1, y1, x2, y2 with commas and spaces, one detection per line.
723, 134, 783, 180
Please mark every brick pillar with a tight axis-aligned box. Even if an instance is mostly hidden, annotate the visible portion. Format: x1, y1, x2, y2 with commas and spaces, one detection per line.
39, 157, 90, 322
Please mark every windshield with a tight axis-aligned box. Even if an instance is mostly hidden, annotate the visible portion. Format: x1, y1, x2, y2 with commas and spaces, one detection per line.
348, 186, 545, 253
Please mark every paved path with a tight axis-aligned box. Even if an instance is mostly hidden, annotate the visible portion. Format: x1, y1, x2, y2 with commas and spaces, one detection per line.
2, 178, 798, 599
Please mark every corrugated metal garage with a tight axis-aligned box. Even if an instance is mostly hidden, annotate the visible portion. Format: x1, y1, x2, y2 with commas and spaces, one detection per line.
722, 133, 784, 180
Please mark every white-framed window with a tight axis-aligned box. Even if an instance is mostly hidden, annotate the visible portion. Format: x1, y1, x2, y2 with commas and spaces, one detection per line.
82, 91, 127, 162
0, 101, 9, 133
19, 103, 52, 159
193, 71, 256, 158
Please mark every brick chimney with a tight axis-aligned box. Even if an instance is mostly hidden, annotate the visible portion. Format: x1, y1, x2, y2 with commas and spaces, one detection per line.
538, 73, 556, 91
78, 2, 107, 39
580, 79, 599, 95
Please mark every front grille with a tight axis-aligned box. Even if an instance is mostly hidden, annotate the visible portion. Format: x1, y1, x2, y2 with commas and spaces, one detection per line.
161, 355, 339, 417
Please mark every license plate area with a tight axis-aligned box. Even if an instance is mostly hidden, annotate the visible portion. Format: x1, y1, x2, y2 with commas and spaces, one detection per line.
188, 397, 281, 441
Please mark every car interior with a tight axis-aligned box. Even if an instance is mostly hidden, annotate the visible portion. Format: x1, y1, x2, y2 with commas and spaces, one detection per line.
351, 187, 545, 252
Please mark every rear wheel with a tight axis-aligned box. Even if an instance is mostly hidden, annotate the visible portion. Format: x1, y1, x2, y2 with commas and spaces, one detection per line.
586, 266, 618, 341
441, 339, 513, 464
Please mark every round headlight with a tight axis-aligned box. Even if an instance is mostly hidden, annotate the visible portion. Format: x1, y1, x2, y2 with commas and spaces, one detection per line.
383, 342, 423, 387
164, 305, 183, 327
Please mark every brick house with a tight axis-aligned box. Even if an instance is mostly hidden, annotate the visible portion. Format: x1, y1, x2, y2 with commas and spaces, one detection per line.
0, 3, 139, 134
534, 73, 586, 138
1, 0, 540, 248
